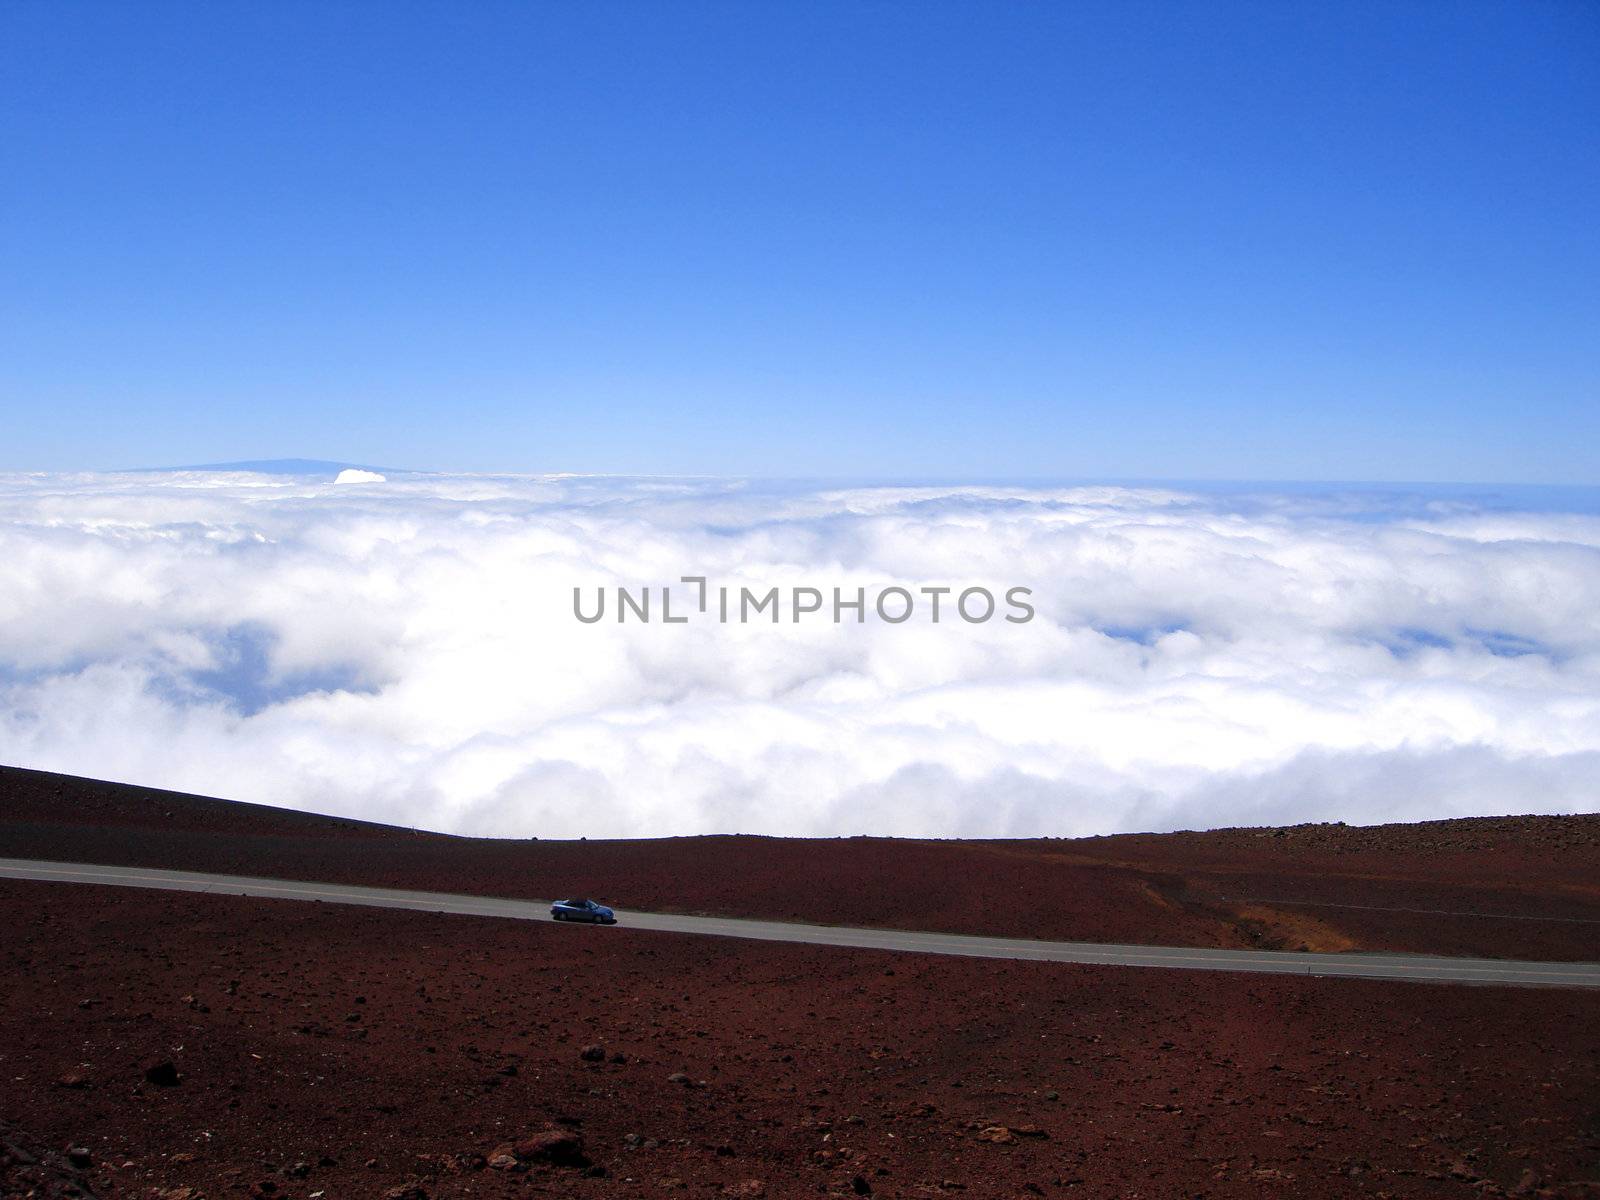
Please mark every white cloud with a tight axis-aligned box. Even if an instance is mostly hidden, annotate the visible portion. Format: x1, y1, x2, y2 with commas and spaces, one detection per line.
0, 471, 1596, 837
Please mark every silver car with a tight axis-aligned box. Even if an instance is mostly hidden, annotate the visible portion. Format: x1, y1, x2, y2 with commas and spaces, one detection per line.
550, 897, 617, 924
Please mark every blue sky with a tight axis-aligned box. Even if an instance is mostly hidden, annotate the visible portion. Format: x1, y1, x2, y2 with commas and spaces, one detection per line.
2, 1, 1596, 482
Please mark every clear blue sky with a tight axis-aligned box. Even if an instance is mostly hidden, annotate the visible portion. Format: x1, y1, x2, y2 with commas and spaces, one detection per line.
2, 1, 1596, 481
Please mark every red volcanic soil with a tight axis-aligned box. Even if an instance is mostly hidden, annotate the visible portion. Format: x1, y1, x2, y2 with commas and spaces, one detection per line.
3, 765, 1598, 961
4, 878, 1600, 1200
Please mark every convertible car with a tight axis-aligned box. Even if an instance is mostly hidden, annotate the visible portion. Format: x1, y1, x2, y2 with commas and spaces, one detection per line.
550, 897, 617, 924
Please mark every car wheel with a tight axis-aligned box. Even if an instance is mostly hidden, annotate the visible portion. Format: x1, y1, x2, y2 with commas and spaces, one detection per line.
553, 912, 564, 921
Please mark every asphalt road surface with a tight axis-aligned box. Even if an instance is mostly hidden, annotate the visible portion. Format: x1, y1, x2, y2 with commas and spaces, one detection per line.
3, 856, 1597, 989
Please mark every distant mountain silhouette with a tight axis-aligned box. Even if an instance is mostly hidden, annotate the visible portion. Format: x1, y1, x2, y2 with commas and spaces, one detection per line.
129, 458, 417, 476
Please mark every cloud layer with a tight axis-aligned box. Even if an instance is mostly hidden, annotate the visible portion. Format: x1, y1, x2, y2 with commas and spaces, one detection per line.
2, 471, 1597, 837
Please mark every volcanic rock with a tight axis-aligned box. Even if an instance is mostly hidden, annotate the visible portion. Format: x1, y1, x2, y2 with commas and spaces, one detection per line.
508, 1132, 592, 1171
142, 1058, 181, 1087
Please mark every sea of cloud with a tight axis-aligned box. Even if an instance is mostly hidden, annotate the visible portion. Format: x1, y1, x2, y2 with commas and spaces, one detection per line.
1, 470, 1596, 838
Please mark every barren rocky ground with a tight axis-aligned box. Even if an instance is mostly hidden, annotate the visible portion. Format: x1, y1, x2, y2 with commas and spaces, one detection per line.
3, 879, 1599, 1200
2, 765, 1598, 1198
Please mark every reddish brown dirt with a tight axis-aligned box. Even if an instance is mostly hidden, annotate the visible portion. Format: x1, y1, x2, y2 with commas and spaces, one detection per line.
4, 878, 1599, 1200
3, 765, 1598, 961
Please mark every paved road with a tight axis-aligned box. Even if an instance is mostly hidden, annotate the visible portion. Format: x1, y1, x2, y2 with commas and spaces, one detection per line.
3, 856, 1597, 989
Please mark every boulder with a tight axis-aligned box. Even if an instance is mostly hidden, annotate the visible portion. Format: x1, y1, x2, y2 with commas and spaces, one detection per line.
512, 1128, 589, 1168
